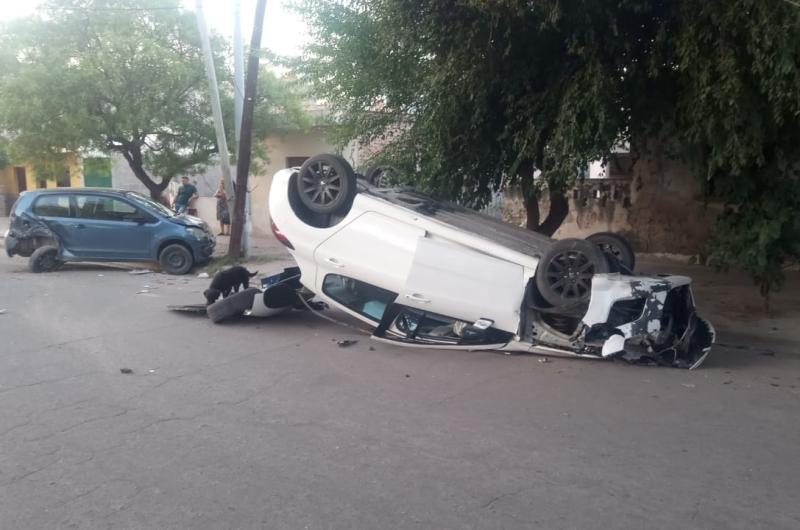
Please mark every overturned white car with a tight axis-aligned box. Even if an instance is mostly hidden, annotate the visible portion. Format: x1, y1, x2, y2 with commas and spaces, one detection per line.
261, 154, 713, 368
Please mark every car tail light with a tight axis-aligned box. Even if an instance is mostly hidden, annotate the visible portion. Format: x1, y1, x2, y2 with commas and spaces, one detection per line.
270, 217, 294, 249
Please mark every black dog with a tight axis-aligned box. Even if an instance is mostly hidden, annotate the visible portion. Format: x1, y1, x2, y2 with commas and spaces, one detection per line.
203, 266, 258, 305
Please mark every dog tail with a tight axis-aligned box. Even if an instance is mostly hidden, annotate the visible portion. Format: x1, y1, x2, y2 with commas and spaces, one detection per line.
249, 270, 259, 277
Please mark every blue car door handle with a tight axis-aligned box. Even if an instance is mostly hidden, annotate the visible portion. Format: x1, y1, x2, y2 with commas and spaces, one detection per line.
71, 223, 86, 229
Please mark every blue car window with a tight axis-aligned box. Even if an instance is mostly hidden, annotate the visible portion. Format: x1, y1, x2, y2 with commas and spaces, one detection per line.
75, 195, 138, 222
322, 274, 397, 322
33, 195, 72, 217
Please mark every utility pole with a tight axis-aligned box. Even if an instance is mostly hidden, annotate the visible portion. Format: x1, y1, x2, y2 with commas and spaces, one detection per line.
232, 0, 251, 257
228, 0, 267, 258
195, 0, 235, 217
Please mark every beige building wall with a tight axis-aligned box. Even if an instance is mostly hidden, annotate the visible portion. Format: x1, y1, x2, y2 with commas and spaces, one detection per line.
250, 129, 340, 235
0, 154, 84, 215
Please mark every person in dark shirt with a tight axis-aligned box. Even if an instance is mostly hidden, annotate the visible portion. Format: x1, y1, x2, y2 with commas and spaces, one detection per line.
173, 176, 198, 214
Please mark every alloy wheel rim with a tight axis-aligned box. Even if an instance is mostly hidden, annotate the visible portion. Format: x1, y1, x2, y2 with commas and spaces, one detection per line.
301, 162, 342, 206
545, 250, 594, 300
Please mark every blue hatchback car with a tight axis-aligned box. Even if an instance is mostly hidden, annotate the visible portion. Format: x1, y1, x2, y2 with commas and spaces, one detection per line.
4, 188, 215, 274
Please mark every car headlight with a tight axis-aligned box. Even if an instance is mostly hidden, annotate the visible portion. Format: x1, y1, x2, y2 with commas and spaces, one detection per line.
186, 227, 206, 239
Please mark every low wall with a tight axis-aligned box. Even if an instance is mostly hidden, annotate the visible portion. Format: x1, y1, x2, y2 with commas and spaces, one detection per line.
502, 154, 719, 254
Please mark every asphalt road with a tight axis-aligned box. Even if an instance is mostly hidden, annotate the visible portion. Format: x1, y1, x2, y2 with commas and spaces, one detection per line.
0, 252, 798, 529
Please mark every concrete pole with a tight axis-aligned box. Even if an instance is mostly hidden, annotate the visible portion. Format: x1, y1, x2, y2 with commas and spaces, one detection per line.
194, 0, 235, 216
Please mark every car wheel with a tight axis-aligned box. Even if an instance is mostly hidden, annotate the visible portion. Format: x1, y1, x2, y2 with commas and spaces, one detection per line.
28, 246, 62, 273
535, 238, 610, 308
159, 243, 194, 275
586, 232, 635, 272
207, 288, 259, 323
296, 154, 357, 215
364, 166, 388, 187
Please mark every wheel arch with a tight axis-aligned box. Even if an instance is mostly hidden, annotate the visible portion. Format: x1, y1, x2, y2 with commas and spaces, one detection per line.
157, 238, 195, 260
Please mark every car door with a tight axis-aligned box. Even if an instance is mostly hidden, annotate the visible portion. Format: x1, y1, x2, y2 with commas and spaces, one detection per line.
30, 193, 75, 244
313, 211, 425, 297
70, 194, 157, 259
397, 236, 526, 334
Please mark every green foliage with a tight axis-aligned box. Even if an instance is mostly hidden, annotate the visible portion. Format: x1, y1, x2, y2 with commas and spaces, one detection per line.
0, 0, 307, 197
296, 0, 800, 294
664, 0, 800, 296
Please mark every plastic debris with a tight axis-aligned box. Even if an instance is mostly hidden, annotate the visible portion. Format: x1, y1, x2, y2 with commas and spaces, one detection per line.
538, 357, 551, 363
681, 383, 696, 389
197, 272, 210, 279
337, 339, 358, 347
120, 368, 133, 374
129, 269, 153, 275
135, 290, 150, 294
0, 309, 6, 315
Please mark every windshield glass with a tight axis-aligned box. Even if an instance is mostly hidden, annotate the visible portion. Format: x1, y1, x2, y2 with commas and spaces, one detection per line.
125, 191, 175, 217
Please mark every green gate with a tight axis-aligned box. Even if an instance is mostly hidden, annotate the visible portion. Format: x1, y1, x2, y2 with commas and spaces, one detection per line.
83, 157, 112, 187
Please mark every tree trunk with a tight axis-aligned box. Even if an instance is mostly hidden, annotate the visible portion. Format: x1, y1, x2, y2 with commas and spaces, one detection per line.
518, 160, 570, 237
228, 0, 267, 257
120, 145, 170, 202
536, 190, 569, 237
524, 194, 540, 230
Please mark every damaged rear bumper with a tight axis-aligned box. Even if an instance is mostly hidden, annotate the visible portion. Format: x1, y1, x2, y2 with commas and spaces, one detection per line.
5, 235, 19, 257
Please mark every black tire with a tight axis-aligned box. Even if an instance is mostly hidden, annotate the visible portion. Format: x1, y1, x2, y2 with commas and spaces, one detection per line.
364, 166, 386, 187
28, 246, 62, 273
296, 154, 356, 215
586, 232, 635, 272
536, 238, 610, 307
158, 243, 194, 275
207, 288, 259, 323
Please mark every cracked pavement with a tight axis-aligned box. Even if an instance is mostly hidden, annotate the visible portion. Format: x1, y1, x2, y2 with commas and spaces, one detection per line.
1, 251, 799, 529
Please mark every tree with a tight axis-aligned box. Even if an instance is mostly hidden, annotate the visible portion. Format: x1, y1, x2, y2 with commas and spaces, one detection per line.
0, 0, 306, 202
296, 0, 800, 295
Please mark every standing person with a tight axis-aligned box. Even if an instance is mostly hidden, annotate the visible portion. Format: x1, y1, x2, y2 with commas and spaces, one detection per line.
214, 181, 231, 236
173, 176, 198, 214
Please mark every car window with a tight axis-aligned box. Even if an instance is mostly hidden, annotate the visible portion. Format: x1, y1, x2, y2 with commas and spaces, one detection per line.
75, 195, 139, 222
391, 308, 465, 342
125, 192, 174, 217
33, 195, 72, 217
322, 274, 397, 322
